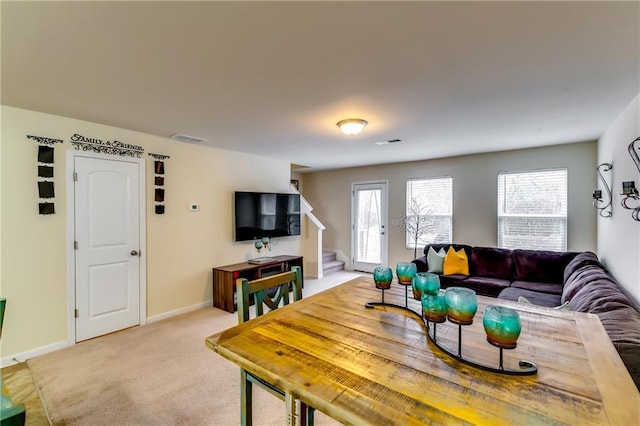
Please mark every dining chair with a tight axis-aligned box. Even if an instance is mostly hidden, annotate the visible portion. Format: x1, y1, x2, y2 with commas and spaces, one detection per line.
0, 298, 26, 426
236, 266, 314, 426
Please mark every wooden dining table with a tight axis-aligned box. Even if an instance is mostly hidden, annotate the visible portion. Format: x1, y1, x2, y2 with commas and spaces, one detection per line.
205, 276, 640, 425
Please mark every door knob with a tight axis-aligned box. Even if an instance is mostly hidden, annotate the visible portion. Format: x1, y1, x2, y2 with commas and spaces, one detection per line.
131, 250, 139, 256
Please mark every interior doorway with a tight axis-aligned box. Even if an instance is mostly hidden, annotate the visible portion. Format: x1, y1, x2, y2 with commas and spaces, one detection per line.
67, 151, 146, 343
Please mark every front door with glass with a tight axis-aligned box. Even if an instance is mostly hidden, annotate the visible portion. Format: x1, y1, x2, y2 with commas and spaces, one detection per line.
352, 182, 388, 272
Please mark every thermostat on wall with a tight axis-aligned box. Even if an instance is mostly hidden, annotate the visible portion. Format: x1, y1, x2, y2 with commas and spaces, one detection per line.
189, 203, 199, 212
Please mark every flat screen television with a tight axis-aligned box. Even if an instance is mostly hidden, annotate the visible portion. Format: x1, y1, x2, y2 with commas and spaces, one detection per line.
234, 191, 301, 242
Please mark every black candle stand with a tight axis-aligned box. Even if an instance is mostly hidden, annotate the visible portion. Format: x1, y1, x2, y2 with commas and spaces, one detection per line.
365, 288, 538, 376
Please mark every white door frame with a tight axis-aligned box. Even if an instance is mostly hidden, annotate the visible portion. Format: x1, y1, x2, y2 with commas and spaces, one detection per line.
66, 150, 147, 345
351, 180, 389, 271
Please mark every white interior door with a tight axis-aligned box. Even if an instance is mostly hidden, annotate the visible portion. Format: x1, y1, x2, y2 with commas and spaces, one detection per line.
352, 182, 388, 272
75, 156, 141, 342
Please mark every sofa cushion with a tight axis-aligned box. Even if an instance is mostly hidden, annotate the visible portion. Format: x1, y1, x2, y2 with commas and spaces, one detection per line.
443, 247, 469, 276
596, 307, 640, 390
470, 247, 513, 280
427, 247, 446, 273
498, 287, 562, 307
562, 251, 603, 284
510, 280, 564, 295
461, 276, 510, 297
561, 264, 611, 304
513, 249, 578, 284
437, 274, 468, 289
568, 277, 635, 314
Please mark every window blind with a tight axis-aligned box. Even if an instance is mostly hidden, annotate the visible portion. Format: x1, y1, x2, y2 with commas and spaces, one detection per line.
497, 169, 567, 251
406, 177, 453, 247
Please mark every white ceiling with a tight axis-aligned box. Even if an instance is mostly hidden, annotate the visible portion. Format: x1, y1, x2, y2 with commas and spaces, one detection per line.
2, 1, 639, 172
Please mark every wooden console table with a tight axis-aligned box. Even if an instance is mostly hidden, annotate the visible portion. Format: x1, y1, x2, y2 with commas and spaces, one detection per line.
212, 255, 303, 313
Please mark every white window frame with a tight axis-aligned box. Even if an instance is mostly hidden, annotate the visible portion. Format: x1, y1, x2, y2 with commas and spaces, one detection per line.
497, 168, 568, 251
405, 177, 453, 249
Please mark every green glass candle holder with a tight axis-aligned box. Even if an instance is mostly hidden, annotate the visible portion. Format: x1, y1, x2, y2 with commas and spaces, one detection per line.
445, 287, 478, 325
483, 306, 522, 349
373, 267, 393, 290
421, 292, 447, 323
396, 262, 417, 285
412, 272, 440, 300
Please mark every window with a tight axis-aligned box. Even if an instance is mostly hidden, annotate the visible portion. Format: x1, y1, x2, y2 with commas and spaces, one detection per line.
497, 169, 567, 251
405, 177, 453, 248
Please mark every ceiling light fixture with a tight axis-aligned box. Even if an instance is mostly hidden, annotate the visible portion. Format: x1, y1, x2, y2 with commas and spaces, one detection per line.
337, 118, 368, 136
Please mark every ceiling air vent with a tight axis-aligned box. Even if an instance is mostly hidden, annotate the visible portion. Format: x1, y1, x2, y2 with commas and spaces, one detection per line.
170, 133, 208, 143
375, 138, 402, 145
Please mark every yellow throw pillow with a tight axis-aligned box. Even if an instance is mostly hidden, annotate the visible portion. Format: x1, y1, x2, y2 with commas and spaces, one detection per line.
443, 247, 469, 276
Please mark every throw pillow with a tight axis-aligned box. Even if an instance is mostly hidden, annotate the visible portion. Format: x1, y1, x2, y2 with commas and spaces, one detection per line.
518, 296, 532, 304
518, 296, 570, 311
443, 247, 469, 276
427, 247, 446, 273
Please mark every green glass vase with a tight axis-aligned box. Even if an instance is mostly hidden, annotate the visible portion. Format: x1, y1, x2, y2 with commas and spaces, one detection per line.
483, 306, 522, 349
373, 267, 393, 290
412, 272, 440, 300
396, 262, 417, 286
445, 287, 478, 325
421, 291, 447, 323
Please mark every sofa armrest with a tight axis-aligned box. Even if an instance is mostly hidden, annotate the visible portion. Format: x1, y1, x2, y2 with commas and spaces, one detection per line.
412, 256, 428, 273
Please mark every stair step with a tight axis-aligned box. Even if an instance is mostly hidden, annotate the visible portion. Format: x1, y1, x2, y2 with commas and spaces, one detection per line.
322, 250, 337, 263
323, 260, 345, 275
323, 259, 344, 275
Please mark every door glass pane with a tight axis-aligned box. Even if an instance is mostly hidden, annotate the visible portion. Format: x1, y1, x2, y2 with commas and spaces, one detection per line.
356, 189, 381, 263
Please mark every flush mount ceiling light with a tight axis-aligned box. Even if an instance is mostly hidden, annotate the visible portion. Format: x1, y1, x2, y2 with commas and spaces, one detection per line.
337, 118, 368, 136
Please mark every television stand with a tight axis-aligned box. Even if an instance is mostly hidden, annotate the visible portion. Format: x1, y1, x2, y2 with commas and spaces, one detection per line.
248, 256, 276, 264
212, 255, 303, 313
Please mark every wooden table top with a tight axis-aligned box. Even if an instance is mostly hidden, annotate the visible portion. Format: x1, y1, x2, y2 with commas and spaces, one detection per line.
206, 276, 640, 425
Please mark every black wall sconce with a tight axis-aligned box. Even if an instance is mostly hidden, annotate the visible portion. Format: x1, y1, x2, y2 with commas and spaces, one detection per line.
620, 137, 640, 221
592, 163, 613, 218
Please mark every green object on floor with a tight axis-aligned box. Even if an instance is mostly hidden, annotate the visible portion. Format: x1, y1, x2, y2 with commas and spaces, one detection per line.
0, 298, 26, 426
0, 298, 5, 340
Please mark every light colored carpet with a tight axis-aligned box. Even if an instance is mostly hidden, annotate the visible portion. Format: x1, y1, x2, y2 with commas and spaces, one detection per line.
28, 271, 363, 425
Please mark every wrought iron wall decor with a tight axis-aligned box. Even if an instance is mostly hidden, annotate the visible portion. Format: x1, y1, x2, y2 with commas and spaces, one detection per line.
149, 153, 170, 215
28, 134, 62, 215
621, 137, 640, 221
26, 135, 63, 145
592, 163, 613, 218
69, 133, 144, 158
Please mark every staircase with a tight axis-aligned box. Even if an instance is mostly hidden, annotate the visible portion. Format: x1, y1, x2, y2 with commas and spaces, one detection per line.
322, 250, 345, 275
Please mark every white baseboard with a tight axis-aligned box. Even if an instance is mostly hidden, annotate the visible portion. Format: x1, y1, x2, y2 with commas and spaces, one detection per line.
146, 299, 213, 324
0, 301, 213, 367
1, 340, 70, 368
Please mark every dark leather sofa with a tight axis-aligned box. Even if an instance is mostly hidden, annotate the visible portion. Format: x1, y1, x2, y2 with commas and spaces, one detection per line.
412, 244, 640, 390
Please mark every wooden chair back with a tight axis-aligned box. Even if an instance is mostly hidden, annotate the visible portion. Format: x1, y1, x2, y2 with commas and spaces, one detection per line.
236, 266, 303, 323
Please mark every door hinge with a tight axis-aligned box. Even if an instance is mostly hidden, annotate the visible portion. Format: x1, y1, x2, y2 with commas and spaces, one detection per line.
73, 172, 78, 182
74, 309, 79, 318
74, 241, 78, 250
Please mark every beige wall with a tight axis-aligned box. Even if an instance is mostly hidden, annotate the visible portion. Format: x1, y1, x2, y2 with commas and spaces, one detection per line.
597, 93, 640, 304
302, 142, 597, 269
0, 106, 301, 360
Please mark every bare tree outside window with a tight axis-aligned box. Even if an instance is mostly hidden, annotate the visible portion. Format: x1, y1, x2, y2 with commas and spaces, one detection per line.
399, 197, 434, 259
403, 177, 453, 256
